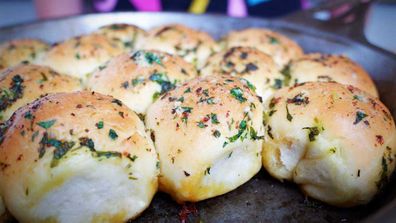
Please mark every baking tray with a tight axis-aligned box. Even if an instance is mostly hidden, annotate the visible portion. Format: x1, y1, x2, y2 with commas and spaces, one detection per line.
0, 4, 395, 223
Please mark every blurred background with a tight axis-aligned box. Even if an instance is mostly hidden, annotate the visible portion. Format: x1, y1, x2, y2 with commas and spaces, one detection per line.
0, 0, 395, 52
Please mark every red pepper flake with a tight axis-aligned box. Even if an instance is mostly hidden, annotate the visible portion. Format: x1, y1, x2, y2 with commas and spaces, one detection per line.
347, 85, 355, 93
76, 104, 83, 109
226, 111, 230, 118
195, 87, 202, 95
376, 135, 384, 145
178, 203, 198, 223
202, 116, 210, 122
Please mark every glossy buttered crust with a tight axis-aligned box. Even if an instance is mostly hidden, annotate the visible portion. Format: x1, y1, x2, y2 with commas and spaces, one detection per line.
0, 39, 49, 70
220, 28, 303, 68
262, 82, 396, 207
95, 23, 147, 51
0, 64, 82, 122
141, 24, 218, 69
146, 75, 264, 203
87, 50, 197, 114
0, 91, 158, 223
289, 53, 378, 97
41, 34, 123, 81
200, 46, 285, 102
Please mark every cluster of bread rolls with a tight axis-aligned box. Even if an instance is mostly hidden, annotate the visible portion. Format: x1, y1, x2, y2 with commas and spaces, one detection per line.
0, 22, 395, 222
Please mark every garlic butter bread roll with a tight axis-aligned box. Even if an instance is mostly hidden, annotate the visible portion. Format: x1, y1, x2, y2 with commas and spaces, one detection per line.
41, 34, 123, 81
0, 64, 82, 122
0, 91, 158, 223
200, 46, 286, 102
262, 82, 396, 207
0, 39, 49, 70
146, 75, 264, 203
220, 28, 303, 68
87, 50, 197, 114
95, 23, 147, 51
287, 53, 378, 97
142, 24, 218, 69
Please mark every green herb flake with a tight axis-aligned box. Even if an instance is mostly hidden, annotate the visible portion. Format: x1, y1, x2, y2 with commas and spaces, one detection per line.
197, 121, 207, 128
210, 113, 220, 124
286, 105, 293, 122
79, 137, 95, 151
96, 121, 104, 129
269, 36, 280, 44
230, 87, 247, 103
128, 154, 138, 162
24, 111, 33, 120
213, 130, 221, 138
302, 126, 321, 142
241, 78, 256, 92
354, 111, 368, 125
37, 119, 56, 129
132, 77, 145, 86
204, 167, 211, 175
109, 129, 118, 140
144, 52, 162, 65
184, 87, 191, 93
96, 151, 122, 159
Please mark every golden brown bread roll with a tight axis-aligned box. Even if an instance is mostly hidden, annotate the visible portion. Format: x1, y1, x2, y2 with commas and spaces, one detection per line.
0, 91, 159, 222
287, 53, 378, 97
41, 34, 123, 81
146, 75, 264, 203
220, 28, 303, 68
0, 39, 49, 70
200, 46, 286, 102
95, 23, 147, 51
0, 64, 82, 122
262, 82, 396, 207
87, 50, 197, 114
141, 24, 218, 69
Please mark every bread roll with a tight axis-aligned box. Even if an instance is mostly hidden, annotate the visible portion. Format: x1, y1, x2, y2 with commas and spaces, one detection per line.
0, 91, 158, 222
288, 53, 378, 97
95, 23, 147, 51
41, 34, 123, 81
220, 28, 303, 68
0, 39, 49, 70
141, 24, 218, 69
0, 64, 82, 122
200, 46, 286, 102
146, 75, 264, 203
262, 82, 396, 207
87, 50, 197, 114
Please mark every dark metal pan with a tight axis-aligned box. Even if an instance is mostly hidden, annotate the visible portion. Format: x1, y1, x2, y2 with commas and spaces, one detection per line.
0, 1, 395, 222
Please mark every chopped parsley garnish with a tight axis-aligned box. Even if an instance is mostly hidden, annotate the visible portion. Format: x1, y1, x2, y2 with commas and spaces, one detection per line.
228, 120, 247, 143
149, 73, 176, 94
272, 79, 283, 89
197, 121, 207, 128
0, 75, 25, 112
250, 127, 264, 140
111, 99, 123, 106
184, 87, 191, 93
152, 92, 160, 101
286, 105, 293, 122
109, 129, 118, 140
24, 111, 33, 120
280, 64, 291, 86
204, 167, 211, 175
241, 78, 256, 92
144, 52, 162, 65
38, 133, 76, 166
128, 154, 138, 162
132, 77, 145, 86
75, 53, 81, 60
96, 121, 104, 129
245, 63, 258, 72
96, 151, 122, 159
287, 92, 309, 105
210, 113, 220, 124
213, 130, 221, 138
79, 137, 95, 150
269, 36, 279, 44
302, 126, 322, 142
230, 87, 247, 103
37, 119, 56, 129
353, 111, 368, 125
